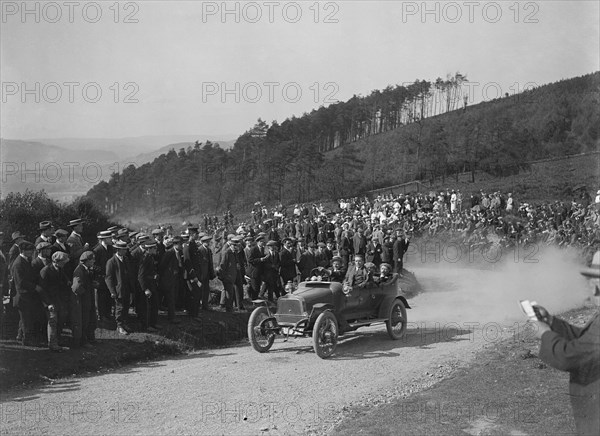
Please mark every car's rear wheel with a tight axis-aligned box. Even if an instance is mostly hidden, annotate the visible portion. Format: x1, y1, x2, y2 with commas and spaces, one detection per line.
313, 311, 338, 358
386, 299, 407, 340
248, 306, 276, 353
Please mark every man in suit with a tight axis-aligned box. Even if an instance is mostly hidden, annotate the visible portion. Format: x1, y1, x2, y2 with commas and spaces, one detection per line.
263, 240, 281, 301
298, 242, 317, 281
92, 230, 113, 323
105, 241, 134, 335
315, 242, 329, 268
38, 251, 72, 352
366, 236, 383, 267
339, 224, 353, 268
243, 237, 258, 299
352, 227, 367, 258
216, 238, 238, 312
158, 236, 183, 324
34, 220, 55, 249
393, 231, 410, 274
67, 218, 89, 263
279, 237, 297, 287
198, 235, 216, 311
72, 251, 98, 347
138, 242, 159, 331
11, 241, 41, 346
248, 236, 267, 299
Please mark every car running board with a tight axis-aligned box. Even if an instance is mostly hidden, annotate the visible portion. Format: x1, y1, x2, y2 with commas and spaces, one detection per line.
348, 318, 388, 327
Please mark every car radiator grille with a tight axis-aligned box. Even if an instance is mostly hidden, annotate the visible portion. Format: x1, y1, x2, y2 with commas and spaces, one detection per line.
275, 299, 304, 325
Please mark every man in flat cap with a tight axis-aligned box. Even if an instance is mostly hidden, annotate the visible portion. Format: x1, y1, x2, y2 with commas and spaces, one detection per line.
52, 229, 71, 257
105, 241, 134, 335
39, 251, 71, 351
93, 231, 114, 324
71, 251, 98, 347
11, 241, 42, 346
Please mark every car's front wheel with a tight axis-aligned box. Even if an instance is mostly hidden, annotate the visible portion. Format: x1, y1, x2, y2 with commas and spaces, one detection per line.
386, 299, 407, 340
312, 311, 338, 358
248, 306, 276, 353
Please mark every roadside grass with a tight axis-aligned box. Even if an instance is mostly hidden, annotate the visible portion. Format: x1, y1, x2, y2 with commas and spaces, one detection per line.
330, 305, 597, 436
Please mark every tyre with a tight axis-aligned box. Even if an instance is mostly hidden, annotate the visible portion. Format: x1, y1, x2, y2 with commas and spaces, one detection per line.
248, 306, 276, 353
386, 299, 407, 340
312, 311, 338, 359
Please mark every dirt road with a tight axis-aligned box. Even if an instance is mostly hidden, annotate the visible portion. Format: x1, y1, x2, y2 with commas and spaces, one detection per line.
0, 268, 520, 436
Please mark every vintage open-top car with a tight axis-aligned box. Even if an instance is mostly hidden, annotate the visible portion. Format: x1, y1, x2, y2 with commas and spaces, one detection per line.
247, 267, 420, 358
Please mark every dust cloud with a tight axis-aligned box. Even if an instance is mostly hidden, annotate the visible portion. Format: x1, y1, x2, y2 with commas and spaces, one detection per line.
407, 245, 593, 326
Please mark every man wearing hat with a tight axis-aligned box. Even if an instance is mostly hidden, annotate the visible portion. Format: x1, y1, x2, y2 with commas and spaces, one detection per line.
0, 232, 8, 326
11, 241, 41, 346
8, 231, 25, 268
137, 242, 159, 331
32, 242, 53, 278
94, 231, 114, 323
71, 251, 98, 347
533, 252, 600, 436
263, 240, 281, 301
183, 226, 203, 317
315, 242, 329, 268
67, 218, 89, 262
197, 235, 216, 311
298, 242, 317, 281
328, 256, 345, 283
39, 251, 72, 351
105, 241, 134, 335
248, 236, 267, 298
34, 221, 55, 248
52, 229, 71, 256
279, 238, 297, 288
216, 237, 239, 311
393, 230, 410, 274
158, 236, 184, 323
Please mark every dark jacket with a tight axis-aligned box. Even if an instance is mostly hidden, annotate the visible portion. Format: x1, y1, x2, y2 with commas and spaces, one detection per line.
72, 263, 95, 298
248, 245, 266, 279
11, 255, 37, 307
539, 312, 600, 436
138, 251, 157, 292
105, 255, 133, 298
218, 247, 238, 283
39, 264, 71, 306
279, 247, 297, 282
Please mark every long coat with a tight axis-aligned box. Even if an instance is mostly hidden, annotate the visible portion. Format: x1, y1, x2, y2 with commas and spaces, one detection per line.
105, 255, 133, 298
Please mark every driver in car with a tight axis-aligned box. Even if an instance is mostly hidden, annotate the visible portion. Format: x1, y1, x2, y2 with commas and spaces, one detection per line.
343, 254, 372, 292
328, 256, 345, 283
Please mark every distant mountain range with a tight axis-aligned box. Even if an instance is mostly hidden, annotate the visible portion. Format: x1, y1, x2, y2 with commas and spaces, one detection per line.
0, 135, 237, 201
29, 135, 237, 159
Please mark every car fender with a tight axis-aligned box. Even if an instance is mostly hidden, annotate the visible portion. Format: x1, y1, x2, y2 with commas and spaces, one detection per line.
378, 295, 411, 319
309, 303, 335, 321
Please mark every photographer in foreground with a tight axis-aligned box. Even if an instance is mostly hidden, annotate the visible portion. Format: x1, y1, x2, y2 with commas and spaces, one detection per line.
533, 252, 600, 436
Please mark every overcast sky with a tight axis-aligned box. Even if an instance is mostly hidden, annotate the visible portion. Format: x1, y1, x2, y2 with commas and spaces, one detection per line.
1, 0, 599, 139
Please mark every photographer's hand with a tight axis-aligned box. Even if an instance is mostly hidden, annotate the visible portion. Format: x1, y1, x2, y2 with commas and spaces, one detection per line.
533, 320, 551, 339
533, 305, 553, 325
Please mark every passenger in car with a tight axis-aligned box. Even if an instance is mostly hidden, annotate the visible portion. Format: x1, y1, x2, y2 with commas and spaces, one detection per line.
375, 263, 398, 286
343, 254, 372, 292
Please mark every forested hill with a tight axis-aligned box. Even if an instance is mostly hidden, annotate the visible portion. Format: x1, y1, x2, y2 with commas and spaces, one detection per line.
85, 72, 600, 219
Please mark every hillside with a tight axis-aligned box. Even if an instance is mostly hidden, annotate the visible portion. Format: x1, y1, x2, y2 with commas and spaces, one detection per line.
84, 72, 600, 219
